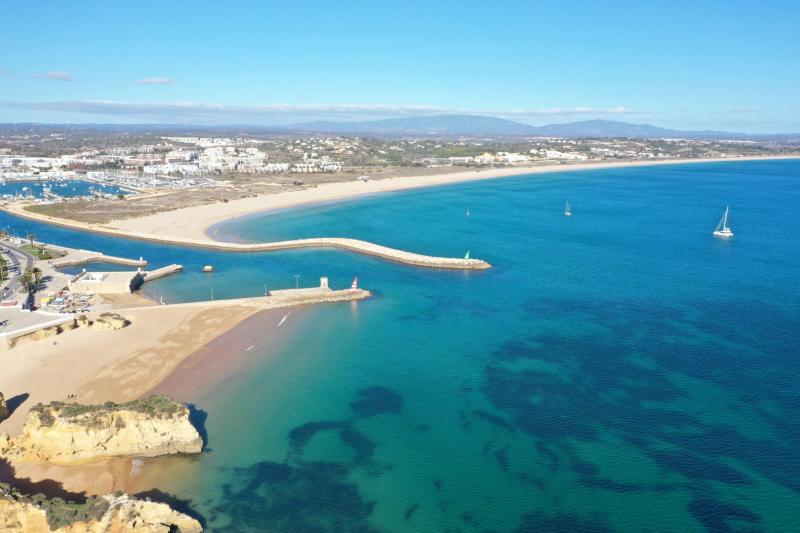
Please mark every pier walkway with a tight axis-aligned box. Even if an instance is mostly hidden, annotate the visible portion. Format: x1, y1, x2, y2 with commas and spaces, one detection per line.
114, 281, 372, 313
49, 247, 147, 269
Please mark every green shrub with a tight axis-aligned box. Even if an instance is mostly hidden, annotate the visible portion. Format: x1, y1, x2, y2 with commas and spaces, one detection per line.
0, 483, 110, 529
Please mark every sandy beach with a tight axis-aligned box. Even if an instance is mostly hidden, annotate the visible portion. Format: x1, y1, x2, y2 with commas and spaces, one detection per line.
0, 282, 368, 495
0, 305, 298, 497
4, 156, 798, 247
0, 154, 797, 501
116, 156, 800, 240
0, 299, 266, 495
0, 303, 263, 437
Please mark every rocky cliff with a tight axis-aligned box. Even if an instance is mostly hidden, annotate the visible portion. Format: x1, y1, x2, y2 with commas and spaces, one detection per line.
0, 392, 8, 423
0, 483, 202, 532
0, 396, 202, 464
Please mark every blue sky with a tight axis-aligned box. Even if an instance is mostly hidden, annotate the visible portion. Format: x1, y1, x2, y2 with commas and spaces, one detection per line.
1, 0, 798, 132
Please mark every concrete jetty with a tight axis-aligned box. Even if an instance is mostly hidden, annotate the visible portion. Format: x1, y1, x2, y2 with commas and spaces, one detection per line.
49, 246, 148, 269
0, 279, 370, 350
142, 264, 184, 281
69, 264, 183, 294
118, 277, 371, 311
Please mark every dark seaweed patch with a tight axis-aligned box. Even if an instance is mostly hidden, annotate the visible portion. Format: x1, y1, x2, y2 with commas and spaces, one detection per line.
289, 420, 345, 452
339, 426, 376, 465
517, 510, 613, 533
404, 503, 419, 521
474, 409, 516, 433
485, 296, 800, 526
207, 386, 405, 529
213, 461, 378, 532
349, 386, 403, 418
688, 497, 761, 533
494, 448, 509, 471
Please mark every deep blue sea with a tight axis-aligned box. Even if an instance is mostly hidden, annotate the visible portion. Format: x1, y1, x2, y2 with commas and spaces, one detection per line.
2, 160, 799, 531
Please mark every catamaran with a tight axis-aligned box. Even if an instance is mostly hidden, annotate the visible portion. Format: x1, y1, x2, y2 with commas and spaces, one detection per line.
564, 201, 572, 217
713, 206, 734, 238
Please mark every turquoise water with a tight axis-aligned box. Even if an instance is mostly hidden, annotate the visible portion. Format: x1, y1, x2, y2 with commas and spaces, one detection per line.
2, 160, 799, 531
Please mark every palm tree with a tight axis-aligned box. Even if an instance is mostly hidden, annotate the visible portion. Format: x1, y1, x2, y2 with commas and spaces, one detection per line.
0, 256, 7, 282
32, 267, 43, 285
26, 232, 36, 248
20, 268, 34, 292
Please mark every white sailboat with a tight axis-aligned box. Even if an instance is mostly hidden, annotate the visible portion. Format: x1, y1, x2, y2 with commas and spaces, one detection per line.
713, 206, 734, 238
564, 201, 572, 217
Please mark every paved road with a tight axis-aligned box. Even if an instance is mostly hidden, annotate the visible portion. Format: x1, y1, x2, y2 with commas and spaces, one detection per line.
0, 239, 35, 299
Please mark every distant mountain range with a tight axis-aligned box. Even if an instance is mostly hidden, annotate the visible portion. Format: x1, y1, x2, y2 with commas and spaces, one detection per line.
2, 116, 799, 141
287, 115, 799, 141
288, 115, 538, 136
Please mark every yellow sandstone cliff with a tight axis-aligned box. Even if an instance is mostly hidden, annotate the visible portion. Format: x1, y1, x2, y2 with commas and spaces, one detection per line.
0, 483, 202, 532
0, 396, 202, 464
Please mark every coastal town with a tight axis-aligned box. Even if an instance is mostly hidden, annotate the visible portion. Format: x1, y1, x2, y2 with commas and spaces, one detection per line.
2, 127, 795, 187
1, 126, 796, 226
1, 123, 799, 531
4, 0, 800, 527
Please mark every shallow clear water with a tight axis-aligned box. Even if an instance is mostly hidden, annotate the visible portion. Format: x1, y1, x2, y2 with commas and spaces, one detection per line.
3, 160, 799, 531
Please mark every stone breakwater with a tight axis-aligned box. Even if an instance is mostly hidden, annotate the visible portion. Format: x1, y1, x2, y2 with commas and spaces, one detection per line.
0, 484, 203, 532
222, 237, 492, 270
0, 396, 202, 465
3, 205, 492, 270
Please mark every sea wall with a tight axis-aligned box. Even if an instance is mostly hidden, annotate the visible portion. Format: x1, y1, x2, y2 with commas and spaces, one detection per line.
4, 204, 491, 270
3, 313, 130, 351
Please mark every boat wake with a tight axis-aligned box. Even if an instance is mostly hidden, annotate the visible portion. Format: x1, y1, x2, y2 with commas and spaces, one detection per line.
277, 312, 292, 328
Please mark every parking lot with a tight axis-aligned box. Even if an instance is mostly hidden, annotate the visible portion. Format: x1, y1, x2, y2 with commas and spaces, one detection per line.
0, 305, 72, 335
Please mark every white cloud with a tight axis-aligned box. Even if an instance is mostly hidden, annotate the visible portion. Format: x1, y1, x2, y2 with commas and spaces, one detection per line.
501, 106, 631, 117
32, 71, 73, 81
137, 77, 175, 85
0, 100, 636, 124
